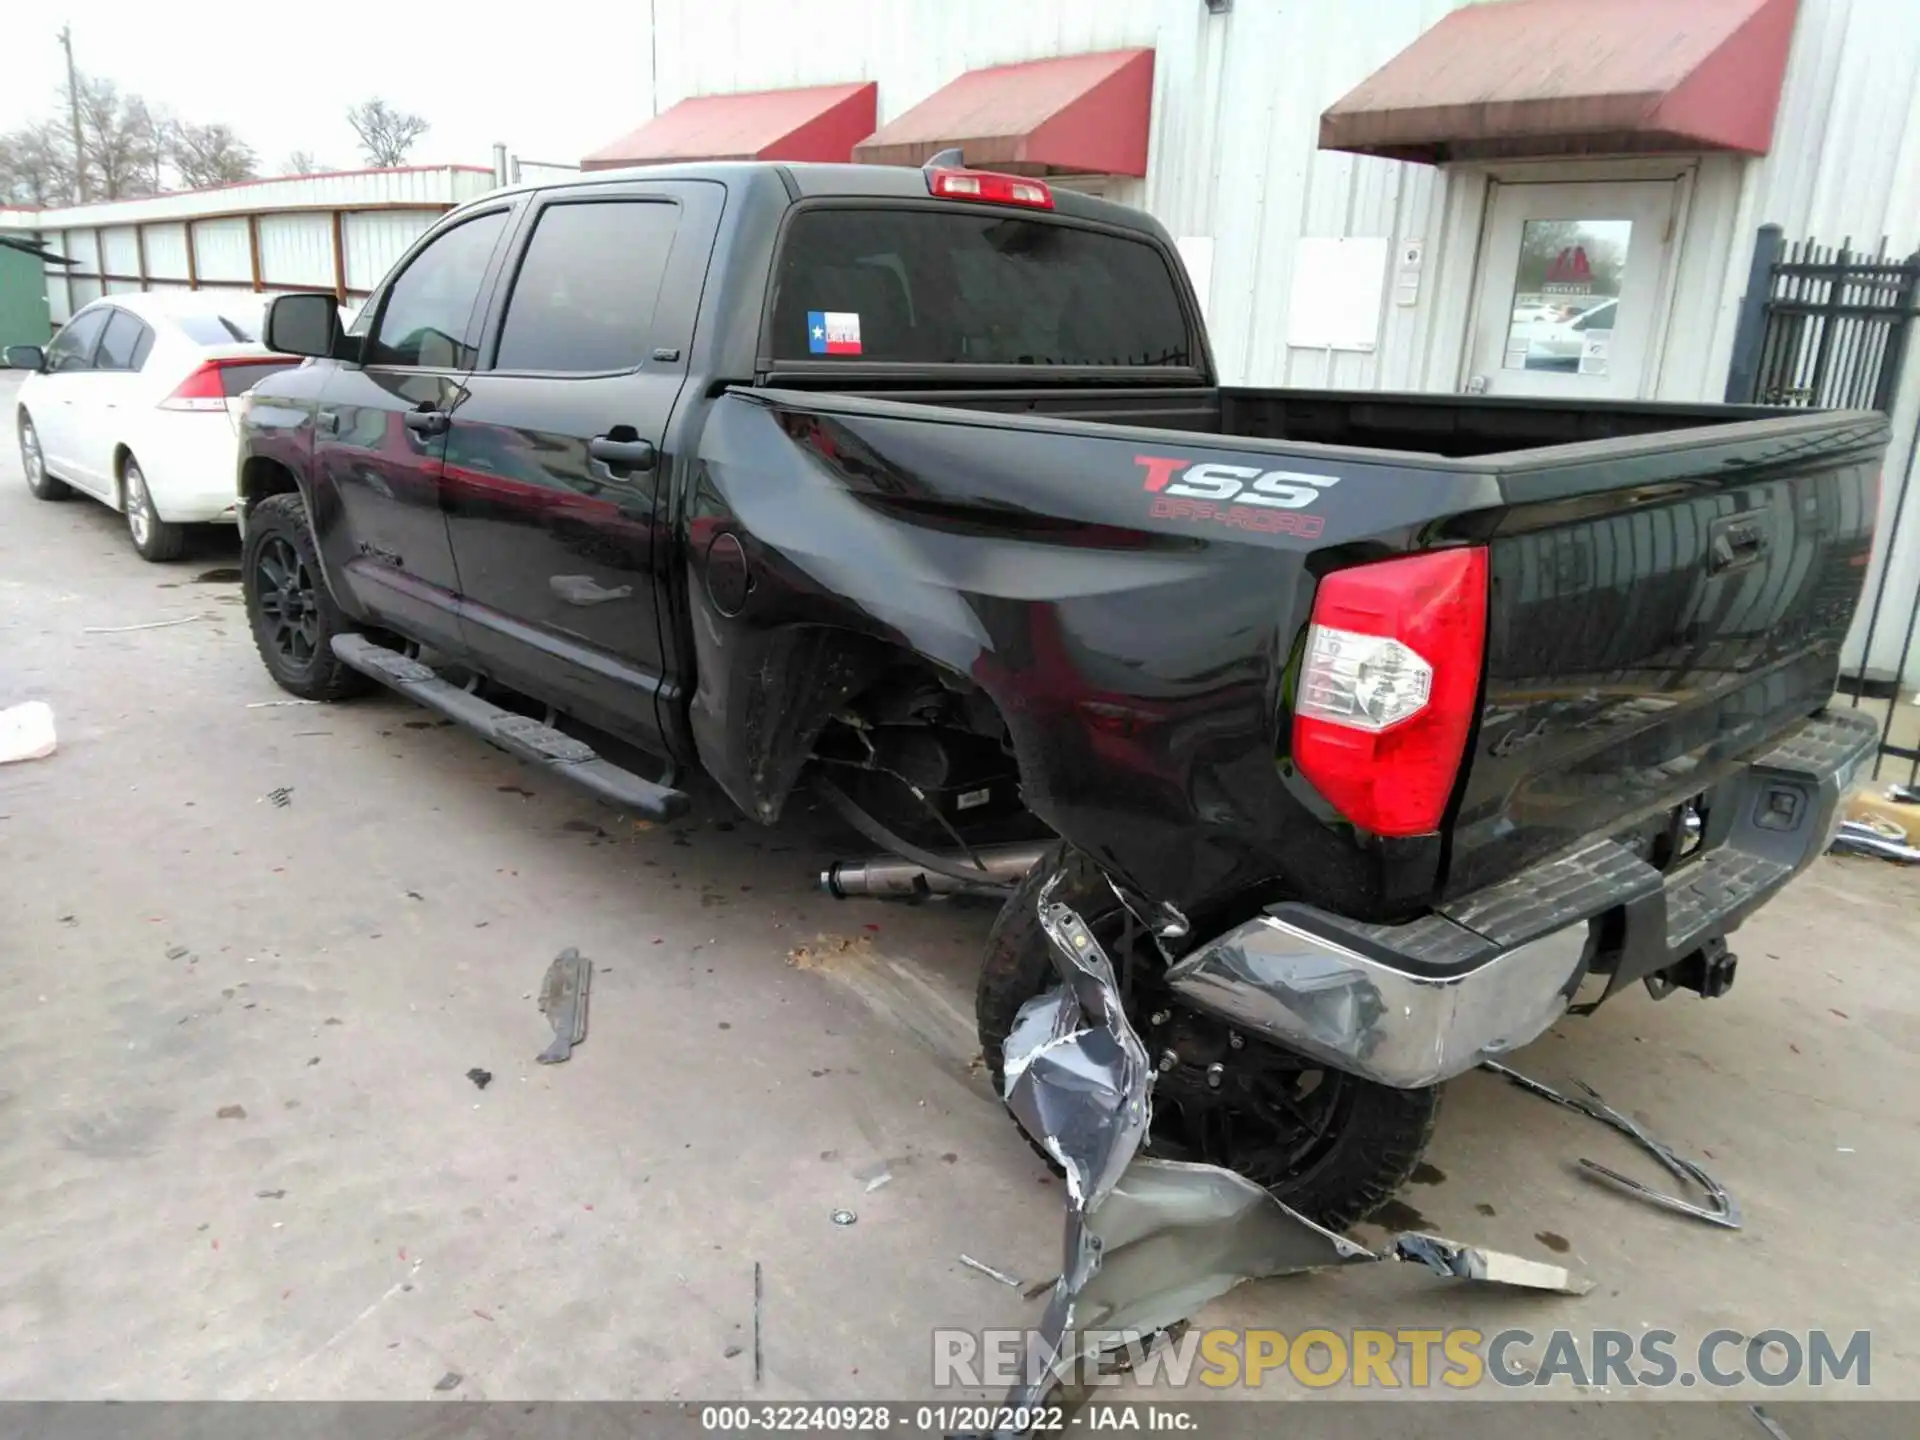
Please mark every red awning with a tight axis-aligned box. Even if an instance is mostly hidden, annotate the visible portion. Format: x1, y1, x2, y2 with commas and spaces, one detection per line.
581, 82, 878, 169
852, 49, 1154, 176
1319, 0, 1801, 163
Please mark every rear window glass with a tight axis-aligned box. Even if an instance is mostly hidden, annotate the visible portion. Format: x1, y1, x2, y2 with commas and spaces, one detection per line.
217, 360, 297, 397
175, 312, 259, 344
768, 208, 1193, 368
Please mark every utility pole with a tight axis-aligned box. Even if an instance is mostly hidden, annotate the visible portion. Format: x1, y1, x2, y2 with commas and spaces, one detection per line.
59, 25, 86, 202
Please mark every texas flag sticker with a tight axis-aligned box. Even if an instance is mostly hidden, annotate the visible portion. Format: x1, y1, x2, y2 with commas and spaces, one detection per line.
807, 310, 862, 355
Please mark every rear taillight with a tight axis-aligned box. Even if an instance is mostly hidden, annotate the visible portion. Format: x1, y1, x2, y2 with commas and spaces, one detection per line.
1292, 547, 1488, 838
160, 362, 227, 411
926, 168, 1054, 209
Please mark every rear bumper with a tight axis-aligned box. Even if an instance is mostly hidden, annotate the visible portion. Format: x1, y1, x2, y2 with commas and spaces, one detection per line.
1165, 709, 1878, 1088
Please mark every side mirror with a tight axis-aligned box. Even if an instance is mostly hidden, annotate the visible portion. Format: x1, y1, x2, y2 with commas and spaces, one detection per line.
264, 293, 344, 360
4, 345, 46, 371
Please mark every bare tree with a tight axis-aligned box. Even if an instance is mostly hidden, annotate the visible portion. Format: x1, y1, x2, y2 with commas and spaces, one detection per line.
76, 78, 162, 200
346, 98, 428, 167
171, 121, 257, 189
282, 149, 326, 176
0, 121, 76, 206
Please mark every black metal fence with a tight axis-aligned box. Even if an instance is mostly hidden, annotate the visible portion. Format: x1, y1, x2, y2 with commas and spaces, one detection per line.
1727, 225, 1920, 780
1725, 226, 1920, 412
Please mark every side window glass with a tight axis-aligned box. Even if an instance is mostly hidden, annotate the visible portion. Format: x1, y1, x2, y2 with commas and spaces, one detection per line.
365, 210, 508, 370
494, 201, 680, 373
96, 311, 148, 371
45, 309, 109, 373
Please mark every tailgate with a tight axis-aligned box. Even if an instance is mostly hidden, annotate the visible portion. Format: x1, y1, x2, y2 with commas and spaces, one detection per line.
1446, 430, 1882, 896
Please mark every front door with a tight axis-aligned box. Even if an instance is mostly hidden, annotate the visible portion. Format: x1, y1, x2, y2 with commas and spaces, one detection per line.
1466, 180, 1680, 399
441, 181, 718, 751
309, 206, 513, 652
32, 306, 111, 490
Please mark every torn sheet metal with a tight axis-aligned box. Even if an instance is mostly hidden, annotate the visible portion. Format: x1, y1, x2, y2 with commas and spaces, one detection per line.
1391, 1232, 1592, 1295
1829, 817, 1920, 863
1483, 1060, 1740, 1229
536, 947, 592, 1064
989, 877, 1590, 1428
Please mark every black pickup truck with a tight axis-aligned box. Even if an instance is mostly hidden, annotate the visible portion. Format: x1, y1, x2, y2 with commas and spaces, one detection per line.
235, 159, 1886, 1229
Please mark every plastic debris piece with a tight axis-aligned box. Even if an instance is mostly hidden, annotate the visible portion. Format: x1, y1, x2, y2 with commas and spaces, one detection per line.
0, 702, 57, 764
830, 1209, 857, 1226
535, 948, 592, 1064
959, 1255, 1023, 1289
245, 699, 319, 708
1483, 1060, 1740, 1228
432, 1371, 462, 1392
264, 787, 294, 809
466, 1068, 493, 1090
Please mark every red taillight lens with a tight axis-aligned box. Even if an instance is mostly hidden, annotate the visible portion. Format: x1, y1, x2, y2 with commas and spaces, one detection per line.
1291, 547, 1488, 838
160, 361, 227, 411
926, 168, 1054, 209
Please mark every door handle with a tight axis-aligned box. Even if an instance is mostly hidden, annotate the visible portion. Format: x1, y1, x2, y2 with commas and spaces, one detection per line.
316, 409, 341, 435
588, 434, 657, 472
404, 409, 449, 437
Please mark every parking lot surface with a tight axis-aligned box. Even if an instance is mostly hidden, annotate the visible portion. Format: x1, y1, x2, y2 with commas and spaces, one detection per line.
2, 372, 1917, 1414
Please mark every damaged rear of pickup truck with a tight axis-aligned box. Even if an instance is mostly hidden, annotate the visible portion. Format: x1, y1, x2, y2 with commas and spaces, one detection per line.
236, 160, 1886, 1295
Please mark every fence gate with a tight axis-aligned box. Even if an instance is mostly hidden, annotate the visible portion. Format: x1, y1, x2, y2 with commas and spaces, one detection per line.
1726, 225, 1920, 780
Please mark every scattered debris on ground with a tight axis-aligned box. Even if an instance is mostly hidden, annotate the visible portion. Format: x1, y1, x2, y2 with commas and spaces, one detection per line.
1482, 1060, 1740, 1228
432, 1371, 462, 1392
466, 1068, 493, 1091
262, 787, 294, 809
830, 1209, 857, 1226
752, 1261, 763, 1384
244, 699, 319, 709
1390, 1232, 1591, 1294
81, 614, 207, 634
786, 933, 875, 970
959, 1255, 1023, 1289
0, 701, 57, 764
535, 948, 592, 1064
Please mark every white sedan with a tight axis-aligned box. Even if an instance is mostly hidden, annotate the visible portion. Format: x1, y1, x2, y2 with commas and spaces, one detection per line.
6, 293, 305, 561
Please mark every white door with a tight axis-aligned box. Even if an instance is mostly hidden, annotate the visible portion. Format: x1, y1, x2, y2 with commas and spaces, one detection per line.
1466, 180, 1680, 399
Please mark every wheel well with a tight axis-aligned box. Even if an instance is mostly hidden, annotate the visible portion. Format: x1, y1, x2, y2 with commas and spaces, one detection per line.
240, 456, 300, 515
112, 444, 134, 501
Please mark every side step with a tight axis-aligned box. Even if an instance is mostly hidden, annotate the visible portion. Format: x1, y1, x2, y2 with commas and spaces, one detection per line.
331, 634, 691, 822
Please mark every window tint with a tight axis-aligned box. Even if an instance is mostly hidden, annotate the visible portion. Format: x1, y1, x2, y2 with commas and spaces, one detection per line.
96, 310, 150, 371
45, 309, 109, 373
769, 209, 1193, 368
495, 201, 680, 373
366, 210, 509, 369
175, 312, 258, 345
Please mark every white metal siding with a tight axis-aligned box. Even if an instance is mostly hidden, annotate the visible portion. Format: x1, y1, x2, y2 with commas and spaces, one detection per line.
15, 167, 494, 230
192, 217, 252, 285
63, 227, 101, 278
258, 213, 336, 288
342, 211, 441, 293
144, 224, 191, 282
100, 226, 140, 278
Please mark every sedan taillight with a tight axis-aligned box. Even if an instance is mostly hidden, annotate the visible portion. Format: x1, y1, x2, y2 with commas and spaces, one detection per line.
1292, 547, 1488, 837
159, 361, 229, 412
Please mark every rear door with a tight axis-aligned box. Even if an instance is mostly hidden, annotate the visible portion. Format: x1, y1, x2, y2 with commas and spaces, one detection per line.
83, 307, 153, 485
309, 204, 514, 652
440, 180, 720, 748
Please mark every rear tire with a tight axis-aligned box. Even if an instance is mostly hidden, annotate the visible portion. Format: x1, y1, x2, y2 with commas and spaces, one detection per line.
976, 845, 1442, 1232
242, 492, 372, 701
19, 415, 71, 501
122, 455, 187, 562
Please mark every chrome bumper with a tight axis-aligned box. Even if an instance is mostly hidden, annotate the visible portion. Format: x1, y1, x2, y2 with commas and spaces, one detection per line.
1165, 709, 1878, 1089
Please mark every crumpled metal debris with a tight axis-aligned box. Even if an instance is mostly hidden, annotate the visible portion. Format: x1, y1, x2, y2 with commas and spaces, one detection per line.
535, 947, 592, 1064
1482, 1060, 1740, 1229
1828, 816, 1920, 863
1391, 1232, 1591, 1294
987, 876, 1590, 1426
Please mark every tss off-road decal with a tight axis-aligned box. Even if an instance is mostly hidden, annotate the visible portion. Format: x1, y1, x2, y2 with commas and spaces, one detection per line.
1135, 455, 1339, 537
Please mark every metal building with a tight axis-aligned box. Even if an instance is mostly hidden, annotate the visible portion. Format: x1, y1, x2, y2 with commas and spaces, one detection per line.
0, 166, 497, 324
580, 0, 1920, 698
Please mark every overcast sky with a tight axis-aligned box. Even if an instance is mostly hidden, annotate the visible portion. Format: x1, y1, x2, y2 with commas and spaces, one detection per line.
0, 1, 661, 177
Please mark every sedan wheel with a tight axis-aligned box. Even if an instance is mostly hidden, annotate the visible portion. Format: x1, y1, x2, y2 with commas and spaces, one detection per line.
20, 417, 72, 501
122, 457, 187, 562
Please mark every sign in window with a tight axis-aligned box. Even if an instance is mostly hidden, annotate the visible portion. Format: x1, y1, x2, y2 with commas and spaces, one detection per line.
1502, 219, 1630, 376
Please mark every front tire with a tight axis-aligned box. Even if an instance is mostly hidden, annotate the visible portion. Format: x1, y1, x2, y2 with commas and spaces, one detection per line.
20, 415, 72, 501
976, 845, 1442, 1232
242, 492, 371, 701
122, 456, 187, 562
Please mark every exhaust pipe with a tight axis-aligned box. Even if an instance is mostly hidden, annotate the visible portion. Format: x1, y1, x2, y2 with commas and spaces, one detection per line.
820, 843, 1049, 899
